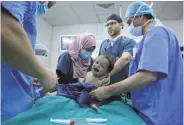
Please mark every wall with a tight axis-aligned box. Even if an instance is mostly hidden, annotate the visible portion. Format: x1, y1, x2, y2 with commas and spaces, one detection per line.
36, 17, 53, 69
50, 20, 183, 71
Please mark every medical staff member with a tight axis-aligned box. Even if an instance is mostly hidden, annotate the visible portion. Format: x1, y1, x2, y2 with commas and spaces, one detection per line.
98, 14, 136, 99
99, 14, 136, 84
56, 33, 96, 84
1, 1, 56, 121
90, 2, 183, 125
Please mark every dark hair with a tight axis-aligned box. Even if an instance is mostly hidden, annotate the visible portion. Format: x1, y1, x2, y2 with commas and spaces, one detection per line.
48, 1, 56, 8
104, 55, 116, 72
143, 14, 154, 20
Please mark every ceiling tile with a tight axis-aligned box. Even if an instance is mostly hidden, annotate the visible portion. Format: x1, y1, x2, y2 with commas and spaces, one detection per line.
40, 1, 183, 26
71, 2, 98, 24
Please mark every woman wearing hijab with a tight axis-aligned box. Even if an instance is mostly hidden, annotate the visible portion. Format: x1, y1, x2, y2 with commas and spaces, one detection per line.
56, 33, 96, 84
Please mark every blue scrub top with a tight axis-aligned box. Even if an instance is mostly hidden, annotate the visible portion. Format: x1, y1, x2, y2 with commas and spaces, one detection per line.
129, 26, 183, 125
1, 2, 37, 121
99, 36, 136, 83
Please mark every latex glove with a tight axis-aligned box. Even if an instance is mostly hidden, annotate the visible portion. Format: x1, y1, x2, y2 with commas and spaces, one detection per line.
89, 86, 112, 101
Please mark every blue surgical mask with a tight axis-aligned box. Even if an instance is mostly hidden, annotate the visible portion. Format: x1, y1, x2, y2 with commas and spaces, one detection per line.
128, 22, 143, 36
128, 19, 152, 36
79, 50, 92, 60
128, 5, 152, 36
37, 1, 49, 16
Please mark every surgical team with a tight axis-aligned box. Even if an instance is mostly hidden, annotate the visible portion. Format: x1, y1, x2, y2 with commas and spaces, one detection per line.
1, 1, 183, 125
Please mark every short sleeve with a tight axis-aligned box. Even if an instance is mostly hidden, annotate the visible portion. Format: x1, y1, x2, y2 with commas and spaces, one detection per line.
1, 2, 35, 26
123, 39, 136, 55
56, 52, 71, 75
138, 32, 169, 79
99, 40, 108, 56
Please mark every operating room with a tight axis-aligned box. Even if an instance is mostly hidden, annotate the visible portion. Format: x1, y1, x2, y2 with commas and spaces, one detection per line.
1, 1, 183, 125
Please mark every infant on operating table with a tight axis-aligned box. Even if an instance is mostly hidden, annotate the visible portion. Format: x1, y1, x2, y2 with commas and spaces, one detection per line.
84, 55, 115, 87
48, 55, 118, 110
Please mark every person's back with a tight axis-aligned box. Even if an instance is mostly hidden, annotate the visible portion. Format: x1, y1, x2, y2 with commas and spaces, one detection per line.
158, 26, 183, 124
129, 26, 183, 125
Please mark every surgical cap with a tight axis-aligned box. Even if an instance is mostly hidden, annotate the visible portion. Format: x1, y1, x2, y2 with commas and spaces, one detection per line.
124, 2, 154, 19
107, 14, 122, 23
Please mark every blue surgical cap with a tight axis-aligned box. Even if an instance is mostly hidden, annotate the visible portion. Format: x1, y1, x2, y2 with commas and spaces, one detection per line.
107, 14, 122, 23
124, 2, 154, 19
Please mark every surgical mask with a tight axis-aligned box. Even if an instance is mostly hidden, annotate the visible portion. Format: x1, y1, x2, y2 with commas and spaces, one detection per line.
79, 50, 92, 60
128, 19, 151, 36
128, 4, 152, 36
37, 1, 49, 16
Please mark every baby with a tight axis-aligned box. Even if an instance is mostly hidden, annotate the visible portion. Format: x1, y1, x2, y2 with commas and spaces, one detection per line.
84, 55, 117, 111
48, 55, 116, 94
47, 55, 117, 111
84, 55, 116, 87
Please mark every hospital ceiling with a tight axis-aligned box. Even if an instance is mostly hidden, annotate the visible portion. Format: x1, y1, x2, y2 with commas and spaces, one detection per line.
40, 1, 183, 26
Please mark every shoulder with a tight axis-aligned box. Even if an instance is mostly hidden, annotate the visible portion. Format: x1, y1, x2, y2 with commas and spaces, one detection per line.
122, 36, 136, 45
100, 39, 109, 46
57, 52, 72, 71
147, 26, 171, 37
86, 71, 92, 77
57, 52, 72, 66
84, 71, 93, 82
58, 52, 71, 61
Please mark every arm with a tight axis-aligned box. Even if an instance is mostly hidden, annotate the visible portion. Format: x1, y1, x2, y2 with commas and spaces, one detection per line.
108, 71, 157, 96
110, 39, 136, 76
89, 70, 157, 101
1, 7, 48, 79
110, 52, 132, 76
81, 72, 90, 83
56, 53, 78, 84
56, 70, 78, 84
90, 30, 169, 101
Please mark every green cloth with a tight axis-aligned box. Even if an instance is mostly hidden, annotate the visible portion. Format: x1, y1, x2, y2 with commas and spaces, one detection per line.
3, 96, 146, 125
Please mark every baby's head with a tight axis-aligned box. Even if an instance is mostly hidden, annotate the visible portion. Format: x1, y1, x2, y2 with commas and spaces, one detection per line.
92, 55, 116, 78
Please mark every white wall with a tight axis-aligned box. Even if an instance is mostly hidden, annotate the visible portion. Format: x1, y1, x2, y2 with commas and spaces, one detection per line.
162, 20, 183, 45
36, 17, 53, 69
50, 20, 183, 71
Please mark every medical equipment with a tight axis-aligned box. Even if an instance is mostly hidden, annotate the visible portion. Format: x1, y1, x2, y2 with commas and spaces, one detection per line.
86, 118, 107, 123
35, 44, 48, 57
50, 118, 107, 124
50, 118, 74, 125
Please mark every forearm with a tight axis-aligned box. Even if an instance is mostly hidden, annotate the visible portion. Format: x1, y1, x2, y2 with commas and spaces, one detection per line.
110, 54, 131, 75
108, 71, 157, 96
1, 10, 47, 79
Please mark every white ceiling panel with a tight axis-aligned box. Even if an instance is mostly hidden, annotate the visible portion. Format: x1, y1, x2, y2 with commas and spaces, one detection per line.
40, 1, 183, 26
94, 2, 117, 15
71, 2, 98, 24
99, 13, 113, 23
42, 4, 81, 25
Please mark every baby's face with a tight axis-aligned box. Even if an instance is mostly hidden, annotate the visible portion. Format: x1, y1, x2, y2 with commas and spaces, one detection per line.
92, 56, 109, 77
